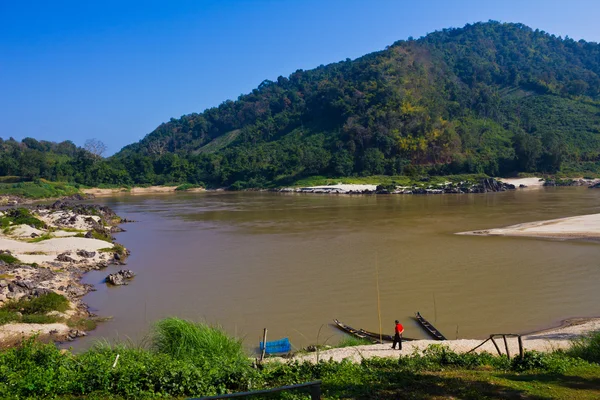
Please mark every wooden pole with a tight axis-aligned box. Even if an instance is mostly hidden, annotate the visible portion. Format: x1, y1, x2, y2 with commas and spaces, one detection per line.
260, 328, 268, 362
310, 382, 321, 400
375, 252, 383, 343
490, 335, 502, 356
503, 335, 511, 359
433, 293, 437, 324
467, 337, 490, 354
518, 335, 524, 358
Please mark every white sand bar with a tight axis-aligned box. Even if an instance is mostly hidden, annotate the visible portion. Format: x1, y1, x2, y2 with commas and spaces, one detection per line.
497, 177, 545, 188
457, 213, 600, 240
0, 237, 112, 264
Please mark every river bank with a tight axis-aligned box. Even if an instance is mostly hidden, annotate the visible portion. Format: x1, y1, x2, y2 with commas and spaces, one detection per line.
274, 317, 600, 364
0, 202, 129, 345
458, 212, 600, 241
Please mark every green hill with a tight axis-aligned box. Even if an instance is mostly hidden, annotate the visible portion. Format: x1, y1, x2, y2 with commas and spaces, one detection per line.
3, 21, 600, 187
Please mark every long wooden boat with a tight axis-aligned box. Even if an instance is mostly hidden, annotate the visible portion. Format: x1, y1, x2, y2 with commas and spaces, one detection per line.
333, 319, 417, 343
414, 312, 446, 340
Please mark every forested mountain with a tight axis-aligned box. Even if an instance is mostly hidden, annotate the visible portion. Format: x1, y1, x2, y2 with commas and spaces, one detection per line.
4, 22, 600, 187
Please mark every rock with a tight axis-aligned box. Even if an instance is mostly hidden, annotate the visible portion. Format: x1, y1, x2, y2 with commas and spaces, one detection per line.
519, 184, 527, 188
51, 200, 63, 209
84, 231, 94, 239
105, 269, 135, 286
114, 253, 121, 261
15, 280, 34, 290
56, 253, 76, 263
30, 232, 39, 238
66, 284, 87, 297
76, 250, 96, 258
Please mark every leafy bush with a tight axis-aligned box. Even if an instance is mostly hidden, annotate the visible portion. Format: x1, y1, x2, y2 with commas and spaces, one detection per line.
567, 331, 600, 364
175, 183, 204, 191
3, 292, 69, 315
0, 253, 20, 265
1, 208, 45, 229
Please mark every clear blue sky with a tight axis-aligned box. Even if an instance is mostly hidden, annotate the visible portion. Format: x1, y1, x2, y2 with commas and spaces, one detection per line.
1, 0, 599, 155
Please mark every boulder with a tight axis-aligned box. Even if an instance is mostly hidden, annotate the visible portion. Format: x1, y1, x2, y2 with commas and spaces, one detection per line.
105, 269, 135, 286
56, 253, 76, 263
76, 250, 96, 258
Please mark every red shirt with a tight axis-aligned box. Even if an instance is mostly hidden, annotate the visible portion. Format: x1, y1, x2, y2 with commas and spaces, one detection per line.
395, 323, 404, 334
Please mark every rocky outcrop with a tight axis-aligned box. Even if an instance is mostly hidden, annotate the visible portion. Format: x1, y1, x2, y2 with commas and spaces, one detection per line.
105, 270, 135, 286
76, 250, 96, 258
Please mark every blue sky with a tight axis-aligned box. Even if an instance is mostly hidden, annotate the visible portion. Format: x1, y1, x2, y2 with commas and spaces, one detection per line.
1, 0, 599, 154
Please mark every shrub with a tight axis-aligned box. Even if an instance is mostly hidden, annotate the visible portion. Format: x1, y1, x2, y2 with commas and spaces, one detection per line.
2, 208, 45, 229
152, 318, 248, 367
3, 292, 69, 315
175, 183, 204, 191
567, 331, 600, 364
0, 253, 20, 265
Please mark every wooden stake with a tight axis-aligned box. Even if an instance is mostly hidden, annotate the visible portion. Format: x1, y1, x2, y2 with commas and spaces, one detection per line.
260, 328, 268, 362
375, 252, 382, 343
490, 336, 502, 356
518, 335, 524, 358
433, 293, 437, 324
503, 335, 511, 359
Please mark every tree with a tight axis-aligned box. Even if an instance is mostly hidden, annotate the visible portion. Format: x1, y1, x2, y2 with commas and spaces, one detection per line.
84, 139, 107, 158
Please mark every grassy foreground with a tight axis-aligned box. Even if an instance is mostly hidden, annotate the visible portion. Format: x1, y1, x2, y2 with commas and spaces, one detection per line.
1, 318, 599, 399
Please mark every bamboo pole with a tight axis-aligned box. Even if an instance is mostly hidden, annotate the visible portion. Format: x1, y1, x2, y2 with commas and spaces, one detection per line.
518, 335, 524, 358
490, 336, 502, 356
375, 252, 382, 344
260, 328, 268, 362
503, 335, 511, 359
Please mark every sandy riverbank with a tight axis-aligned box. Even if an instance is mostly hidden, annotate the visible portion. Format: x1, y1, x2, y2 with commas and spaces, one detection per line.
458, 213, 600, 240
496, 177, 545, 188
82, 186, 205, 197
274, 318, 600, 363
0, 203, 128, 344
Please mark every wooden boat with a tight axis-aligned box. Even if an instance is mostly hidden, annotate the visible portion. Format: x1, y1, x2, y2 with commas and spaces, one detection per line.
333, 319, 417, 343
414, 312, 446, 340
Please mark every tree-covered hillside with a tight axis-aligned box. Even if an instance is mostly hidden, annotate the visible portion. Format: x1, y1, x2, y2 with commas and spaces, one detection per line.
4, 22, 600, 187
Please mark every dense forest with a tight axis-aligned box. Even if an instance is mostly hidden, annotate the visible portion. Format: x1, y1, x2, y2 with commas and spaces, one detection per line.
2, 21, 600, 187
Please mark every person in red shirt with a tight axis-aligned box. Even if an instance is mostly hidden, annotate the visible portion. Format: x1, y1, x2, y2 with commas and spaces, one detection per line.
392, 320, 404, 350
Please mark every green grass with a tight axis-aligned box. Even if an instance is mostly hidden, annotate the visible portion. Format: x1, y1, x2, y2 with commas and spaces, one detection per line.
0, 208, 45, 229
90, 230, 113, 243
0, 180, 81, 199
175, 183, 204, 191
21, 314, 61, 324
336, 336, 374, 348
152, 317, 248, 369
3, 292, 69, 315
0, 321, 598, 399
0, 254, 20, 265
287, 173, 491, 189
27, 233, 53, 243
568, 331, 600, 364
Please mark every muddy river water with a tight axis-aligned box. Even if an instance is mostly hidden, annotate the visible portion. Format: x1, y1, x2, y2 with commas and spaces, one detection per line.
73, 187, 600, 351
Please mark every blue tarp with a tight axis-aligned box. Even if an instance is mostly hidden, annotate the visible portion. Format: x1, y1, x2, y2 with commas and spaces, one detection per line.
259, 337, 291, 354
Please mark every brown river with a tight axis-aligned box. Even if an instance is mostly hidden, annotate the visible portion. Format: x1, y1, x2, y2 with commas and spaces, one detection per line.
73, 187, 600, 352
